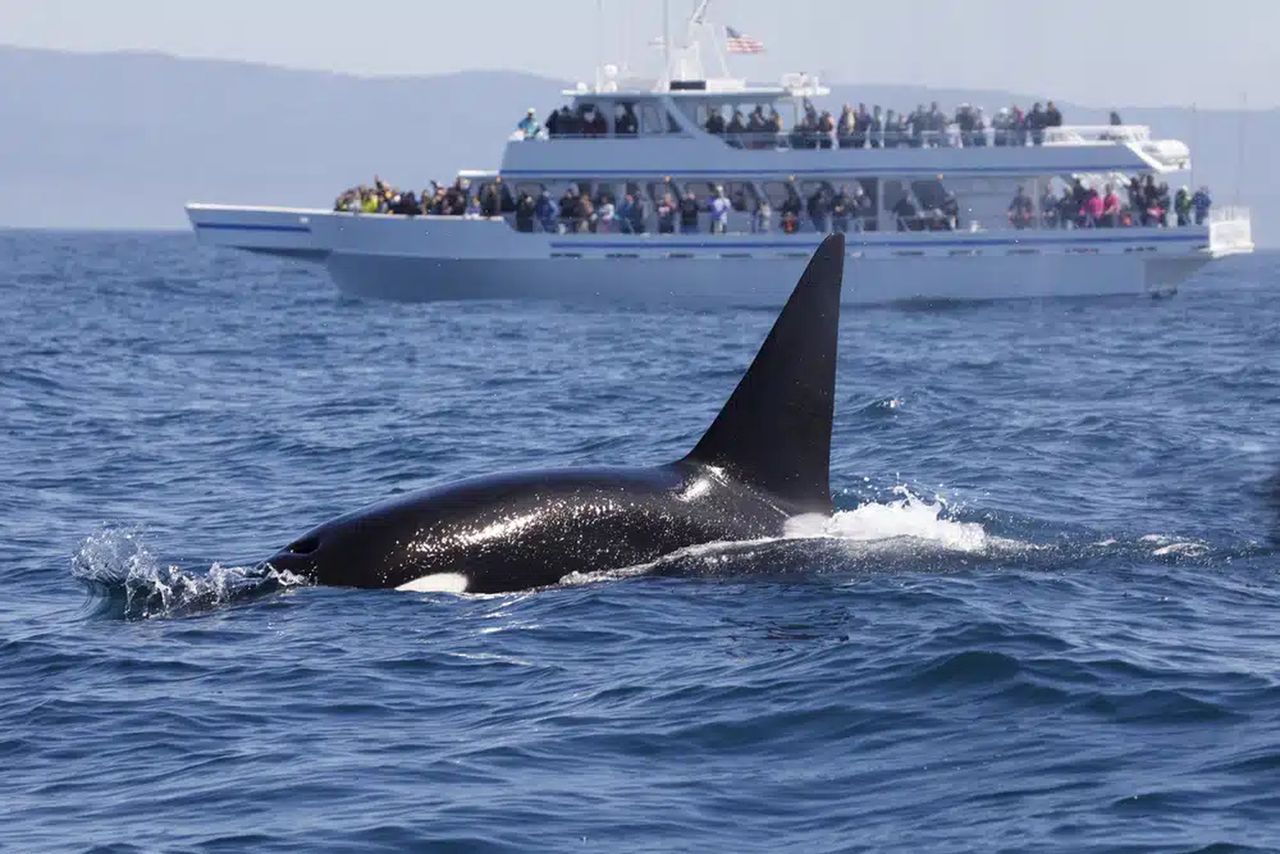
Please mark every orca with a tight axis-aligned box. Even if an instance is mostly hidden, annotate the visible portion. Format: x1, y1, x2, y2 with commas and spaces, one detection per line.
265, 234, 845, 594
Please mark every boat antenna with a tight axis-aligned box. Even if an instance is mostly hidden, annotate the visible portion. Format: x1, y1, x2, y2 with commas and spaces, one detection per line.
1236, 90, 1247, 205
594, 0, 603, 92
662, 0, 672, 86
1190, 101, 1197, 191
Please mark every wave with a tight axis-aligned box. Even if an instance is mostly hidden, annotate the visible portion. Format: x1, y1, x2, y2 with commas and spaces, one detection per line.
72, 527, 307, 619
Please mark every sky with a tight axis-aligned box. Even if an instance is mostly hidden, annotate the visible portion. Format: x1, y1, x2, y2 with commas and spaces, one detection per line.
1, 0, 1276, 110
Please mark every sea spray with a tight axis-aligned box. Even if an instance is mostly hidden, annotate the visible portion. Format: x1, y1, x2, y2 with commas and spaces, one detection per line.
73, 526, 306, 619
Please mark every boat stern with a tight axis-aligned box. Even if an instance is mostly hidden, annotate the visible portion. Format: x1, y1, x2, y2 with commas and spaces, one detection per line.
1207, 207, 1254, 258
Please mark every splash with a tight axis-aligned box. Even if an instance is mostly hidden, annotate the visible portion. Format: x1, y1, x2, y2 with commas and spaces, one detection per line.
787, 486, 1011, 553
72, 527, 307, 619
1140, 534, 1210, 558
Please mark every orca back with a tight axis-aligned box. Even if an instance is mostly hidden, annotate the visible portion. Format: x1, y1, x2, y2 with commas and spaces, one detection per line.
683, 233, 844, 515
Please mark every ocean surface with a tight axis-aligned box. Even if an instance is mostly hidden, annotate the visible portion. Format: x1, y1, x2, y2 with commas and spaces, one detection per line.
2, 230, 1278, 852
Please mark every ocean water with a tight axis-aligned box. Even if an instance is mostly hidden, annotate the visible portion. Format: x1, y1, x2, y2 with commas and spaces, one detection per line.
2, 230, 1278, 852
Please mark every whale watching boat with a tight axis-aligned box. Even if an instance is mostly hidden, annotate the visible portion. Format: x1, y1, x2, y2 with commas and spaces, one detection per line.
186, 4, 1253, 304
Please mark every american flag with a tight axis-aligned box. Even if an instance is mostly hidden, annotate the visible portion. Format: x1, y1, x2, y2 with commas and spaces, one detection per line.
724, 25, 765, 54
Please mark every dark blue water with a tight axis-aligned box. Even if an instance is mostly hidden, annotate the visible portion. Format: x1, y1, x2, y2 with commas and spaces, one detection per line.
3, 230, 1278, 852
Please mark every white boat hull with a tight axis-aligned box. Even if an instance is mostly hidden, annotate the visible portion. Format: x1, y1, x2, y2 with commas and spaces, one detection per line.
186, 205, 1250, 306
323, 252, 1206, 304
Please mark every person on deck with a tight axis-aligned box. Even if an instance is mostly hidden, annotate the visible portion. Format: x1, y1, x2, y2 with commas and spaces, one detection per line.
517, 108, 540, 140
808, 187, 832, 233
1192, 186, 1212, 225
630, 192, 651, 234
893, 192, 920, 231
1045, 100, 1063, 128
1027, 103, 1047, 145
1174, 186, 1193, 226
535, 189, 558, 233
596, 195, 616, 233
1040, 185, 1060, 228
709, 186, 731, 234
1102, 184, 1122, 227
726, 109, 747, 142
1081, 188, 1104, 228
1007, 185, 1034, 229
869, 106, 884, 148
514, 191, 536, 232
705, 108, 726, 135
831, 186, 851, 233
838, 104, 857, 148
558, 186, 579, 232
678, 190, 701, 234
657, 192, 677, 234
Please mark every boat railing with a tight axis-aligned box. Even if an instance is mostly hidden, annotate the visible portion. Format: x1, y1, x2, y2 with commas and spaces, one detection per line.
1044, 125, 1152, 145
514, 124, 1158, 151
509, 130, 692, 142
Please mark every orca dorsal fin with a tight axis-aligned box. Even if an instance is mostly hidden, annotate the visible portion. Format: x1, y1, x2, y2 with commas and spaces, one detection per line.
682, 233, 844, 514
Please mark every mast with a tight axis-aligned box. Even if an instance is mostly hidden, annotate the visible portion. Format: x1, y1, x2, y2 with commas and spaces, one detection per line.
662, 0, 672, 87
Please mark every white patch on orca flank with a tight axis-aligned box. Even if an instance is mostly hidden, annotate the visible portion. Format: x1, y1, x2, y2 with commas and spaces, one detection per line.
396, 572, 469, 594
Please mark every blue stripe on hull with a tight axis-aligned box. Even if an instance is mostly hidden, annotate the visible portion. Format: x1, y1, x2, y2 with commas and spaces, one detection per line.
193, 222, 312, 233
550, 234, 1205, 251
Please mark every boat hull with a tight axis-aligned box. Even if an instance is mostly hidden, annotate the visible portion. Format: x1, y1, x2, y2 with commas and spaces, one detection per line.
186, 205, 1248, 306
323, 251, 1209, 304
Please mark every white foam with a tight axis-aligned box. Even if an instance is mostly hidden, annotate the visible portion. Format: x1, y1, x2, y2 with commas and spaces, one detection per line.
396, 572, 469, 594
1141, 534, 1210, 557
786, 486, 1000, 553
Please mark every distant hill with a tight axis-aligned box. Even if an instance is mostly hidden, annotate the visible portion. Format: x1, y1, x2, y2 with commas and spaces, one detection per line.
1, 45, 1276, 245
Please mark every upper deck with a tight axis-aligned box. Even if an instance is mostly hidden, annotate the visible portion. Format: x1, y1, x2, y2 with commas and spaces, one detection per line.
499, 83, 1189, 182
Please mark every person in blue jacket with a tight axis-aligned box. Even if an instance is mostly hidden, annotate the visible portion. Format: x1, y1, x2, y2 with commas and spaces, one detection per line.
534, 189, 558, 233
517, 108, 540, 140
1192, 187, 1213, 225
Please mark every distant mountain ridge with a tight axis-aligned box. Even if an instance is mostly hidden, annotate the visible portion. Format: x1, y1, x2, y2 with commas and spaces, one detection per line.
1, 45, 1275, 245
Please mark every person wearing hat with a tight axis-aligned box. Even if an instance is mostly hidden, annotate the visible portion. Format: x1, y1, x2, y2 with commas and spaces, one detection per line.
517, 108, 540, 140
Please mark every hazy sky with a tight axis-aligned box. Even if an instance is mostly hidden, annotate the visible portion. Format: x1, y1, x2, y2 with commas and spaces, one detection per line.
2, 0, 1276, 109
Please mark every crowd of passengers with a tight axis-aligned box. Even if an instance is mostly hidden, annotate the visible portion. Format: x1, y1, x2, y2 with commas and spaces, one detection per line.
759, 99, 1069, 148
334, 175, 882, 234
548, 183, 888, 235
522, 98, 1108, 147
1008, 177, 1213, 230
335, 173, 1212, 234
334, 176, 498, 217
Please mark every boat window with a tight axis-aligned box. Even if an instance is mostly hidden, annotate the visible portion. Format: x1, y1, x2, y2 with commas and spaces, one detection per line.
674, 99, 701, 125
639, 103, 665, 135
762, 180, 800, 209
667, 110, 683, 133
